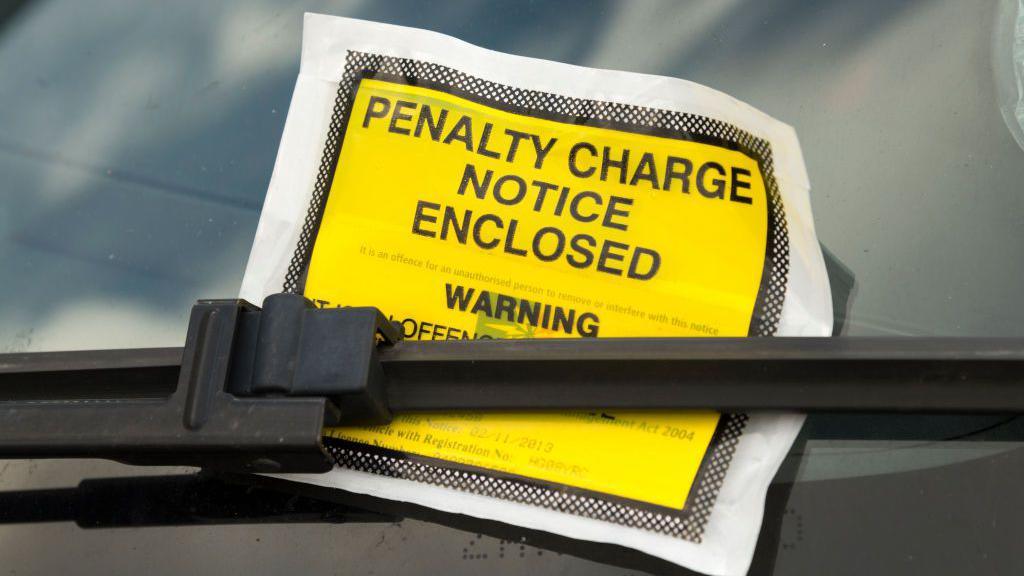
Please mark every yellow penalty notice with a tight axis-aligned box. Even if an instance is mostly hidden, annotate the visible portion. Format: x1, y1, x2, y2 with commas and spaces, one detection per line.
310, 77, 772, 509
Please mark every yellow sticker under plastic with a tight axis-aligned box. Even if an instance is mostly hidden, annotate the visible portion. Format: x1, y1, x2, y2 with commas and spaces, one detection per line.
309, 77, 771, 509
324, 411, 719, 509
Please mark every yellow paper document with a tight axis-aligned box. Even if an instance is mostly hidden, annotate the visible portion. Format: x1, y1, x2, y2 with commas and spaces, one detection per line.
308, 77, 781, 509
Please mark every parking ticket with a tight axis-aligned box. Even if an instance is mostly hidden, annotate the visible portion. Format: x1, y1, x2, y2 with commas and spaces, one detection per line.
241, 14, 833, 576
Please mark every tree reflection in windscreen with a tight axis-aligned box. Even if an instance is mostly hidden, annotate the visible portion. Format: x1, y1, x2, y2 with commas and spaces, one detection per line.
0, 0, 1022, 477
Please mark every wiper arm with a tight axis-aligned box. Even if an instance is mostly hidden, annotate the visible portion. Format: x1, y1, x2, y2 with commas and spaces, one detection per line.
1, 293, 1022, 473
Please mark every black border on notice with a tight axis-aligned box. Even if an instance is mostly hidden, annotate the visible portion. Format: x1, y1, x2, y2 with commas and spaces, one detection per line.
325, 412, 732, 518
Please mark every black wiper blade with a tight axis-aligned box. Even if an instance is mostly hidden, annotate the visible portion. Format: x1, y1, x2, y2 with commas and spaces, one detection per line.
1, 293, 1022, 473
0, 472, 395, 528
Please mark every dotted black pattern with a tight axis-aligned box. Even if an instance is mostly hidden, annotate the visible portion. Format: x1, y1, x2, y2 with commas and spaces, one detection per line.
325, 413, 748, 543
283, 51, 789, 337
285, 51, 786, 542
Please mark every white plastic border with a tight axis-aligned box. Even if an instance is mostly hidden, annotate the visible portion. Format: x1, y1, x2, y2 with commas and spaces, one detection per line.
243, 14, 831, 576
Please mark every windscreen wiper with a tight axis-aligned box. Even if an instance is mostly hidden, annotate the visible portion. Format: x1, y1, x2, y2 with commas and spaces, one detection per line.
0, 472, 395, 528
1, 293, 1022, 473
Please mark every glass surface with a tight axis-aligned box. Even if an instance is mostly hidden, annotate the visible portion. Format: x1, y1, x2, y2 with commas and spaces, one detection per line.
1, 0, 1023, 574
